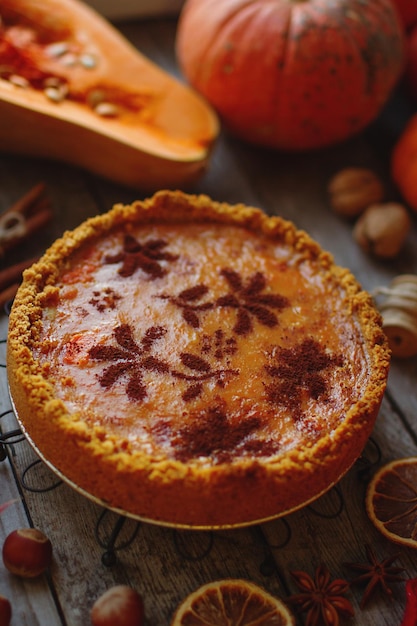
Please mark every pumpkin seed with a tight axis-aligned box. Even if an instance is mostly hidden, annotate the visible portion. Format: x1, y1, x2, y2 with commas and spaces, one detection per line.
43, 77, 69, 102
79, 54, 98, 69
9, 74, 29, 88
94, 102, 118, 117
60, 53, 77, 68
44, 86, 67, 102
45, 41, 70, 58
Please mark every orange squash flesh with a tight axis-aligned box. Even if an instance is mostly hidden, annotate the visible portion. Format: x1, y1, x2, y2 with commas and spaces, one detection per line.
0, 0, 219, 190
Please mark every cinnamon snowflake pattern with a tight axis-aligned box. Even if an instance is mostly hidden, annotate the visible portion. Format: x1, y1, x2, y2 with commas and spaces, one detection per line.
89, 287, 121, 312
171, 404, 277, 463
171, 350, 238, 402
88, 324, 169, 401
158, 268, 289, 334
158, 284, 213, 328
201, 329, 237, 360
216, 268, 289, 335
104, 234, 178, 279
264, 338, 344, 421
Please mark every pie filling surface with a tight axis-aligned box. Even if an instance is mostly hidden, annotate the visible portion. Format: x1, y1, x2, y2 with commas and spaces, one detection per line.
35, 222, 368, 464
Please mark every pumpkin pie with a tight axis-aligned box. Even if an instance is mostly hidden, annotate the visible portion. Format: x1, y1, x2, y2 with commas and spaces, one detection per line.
7, 190, 390, 528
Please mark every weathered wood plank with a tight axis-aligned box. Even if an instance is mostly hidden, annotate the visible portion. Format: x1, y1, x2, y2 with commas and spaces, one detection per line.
261, 396, 417, 625
0, 318, 64, 625
8, 438, 283, 625
0, 15, 416, 626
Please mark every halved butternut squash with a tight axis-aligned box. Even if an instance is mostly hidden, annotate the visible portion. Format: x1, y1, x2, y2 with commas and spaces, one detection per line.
0, 0, 219, 190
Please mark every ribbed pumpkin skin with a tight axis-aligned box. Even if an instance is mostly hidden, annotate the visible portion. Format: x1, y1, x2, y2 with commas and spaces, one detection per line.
176, 0, 406, 151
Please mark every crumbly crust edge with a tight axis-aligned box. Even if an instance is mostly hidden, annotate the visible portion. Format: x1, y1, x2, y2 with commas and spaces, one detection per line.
6, 190, 391, 525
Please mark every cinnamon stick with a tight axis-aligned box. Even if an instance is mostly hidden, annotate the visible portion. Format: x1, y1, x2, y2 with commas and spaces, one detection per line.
0, 183, 53, 309
1, 208, 53, 253
25, 209, 53, 232
0, 182, 54, 257
3, 182, 47, 218
0, 256, 38, 293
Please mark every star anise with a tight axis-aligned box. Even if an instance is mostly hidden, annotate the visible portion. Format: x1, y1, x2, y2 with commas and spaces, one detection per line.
344, 544, 405, 609
288, 564, 354, 626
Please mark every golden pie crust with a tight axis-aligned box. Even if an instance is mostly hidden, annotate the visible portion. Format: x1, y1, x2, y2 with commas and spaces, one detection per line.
7, 190, 390, 528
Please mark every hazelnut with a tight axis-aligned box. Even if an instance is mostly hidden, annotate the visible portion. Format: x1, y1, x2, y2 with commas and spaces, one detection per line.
353, 202, 411, 258
91, 585, 144, 626
2, 528, 52, 578
0, 595, 11, 626
328, 167, 384, 217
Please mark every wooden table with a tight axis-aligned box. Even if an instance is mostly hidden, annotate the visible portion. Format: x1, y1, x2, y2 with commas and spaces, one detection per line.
0, 16, 417, 626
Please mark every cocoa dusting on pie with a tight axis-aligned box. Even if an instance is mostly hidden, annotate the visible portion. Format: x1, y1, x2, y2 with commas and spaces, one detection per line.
104, 234, 178, 279
180, 353, 211, 372
86, 255, 335, 415
158, 268, 289, 334
216, 268, 289, 335
87, 322, 238, 403
157, 284, 213, 328
171, 352, 238, 402
88, 323, 169, 401
89, 287, 121, 311
63, 335, 85, 363
171, 404, 278, 463
201, 330, 238, 360
265, 338, 344, 422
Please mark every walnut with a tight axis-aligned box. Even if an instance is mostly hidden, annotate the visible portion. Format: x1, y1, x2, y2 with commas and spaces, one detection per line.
353, 202, 411, 258
328, 167, 384, 217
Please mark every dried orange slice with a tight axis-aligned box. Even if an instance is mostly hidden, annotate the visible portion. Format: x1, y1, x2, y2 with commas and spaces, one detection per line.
170, 579, 295, 626
366, 457, 417, 548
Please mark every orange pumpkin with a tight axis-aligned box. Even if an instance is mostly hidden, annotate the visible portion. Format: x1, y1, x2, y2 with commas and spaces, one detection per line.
392, 114, 417, 211
176, 0, 406, 151
391, 0, 417, 30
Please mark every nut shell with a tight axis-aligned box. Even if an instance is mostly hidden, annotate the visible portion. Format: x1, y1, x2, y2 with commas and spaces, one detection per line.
353, 202, 411, 258
0, 595, 11, 626
91, 586, 144, 626
328, 168, 384, 217
2, 528, 52, 578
